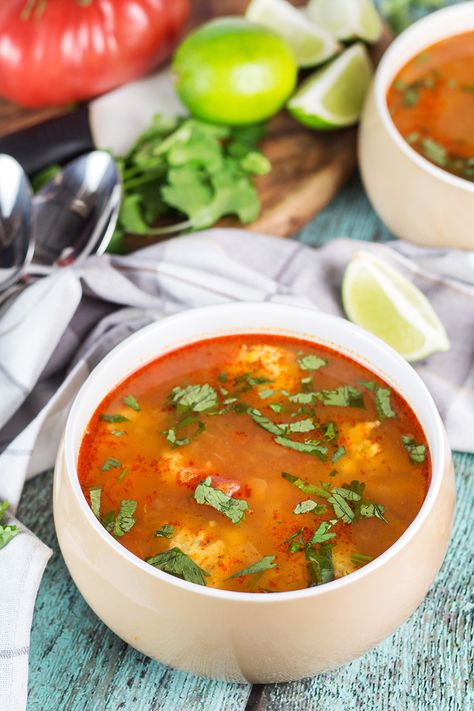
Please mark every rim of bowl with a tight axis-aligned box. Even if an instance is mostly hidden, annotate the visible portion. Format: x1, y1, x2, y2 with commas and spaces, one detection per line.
374, 1, 474, 195
63, 302, 447, 605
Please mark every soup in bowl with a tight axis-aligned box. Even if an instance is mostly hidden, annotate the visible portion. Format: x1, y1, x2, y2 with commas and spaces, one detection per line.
359, 2, 474, 249
54, 303, 454, 682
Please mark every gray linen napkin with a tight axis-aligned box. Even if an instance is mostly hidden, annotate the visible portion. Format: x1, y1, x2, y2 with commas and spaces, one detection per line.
1, 229, 473, 710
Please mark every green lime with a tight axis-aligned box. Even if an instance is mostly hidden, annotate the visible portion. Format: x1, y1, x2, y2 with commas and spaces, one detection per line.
172, 18, 298, 125
342, 250, 450, 362
246, 0, 339, 68
287, 43, 373, 130
306, 0, 383, 43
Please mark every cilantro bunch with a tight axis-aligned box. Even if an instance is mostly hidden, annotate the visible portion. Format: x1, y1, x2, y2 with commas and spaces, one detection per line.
110, 115, 270, 252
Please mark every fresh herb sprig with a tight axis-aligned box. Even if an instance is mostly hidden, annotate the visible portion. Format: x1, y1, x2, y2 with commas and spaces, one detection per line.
0, 501, 20, 550
109, 116, 270, 252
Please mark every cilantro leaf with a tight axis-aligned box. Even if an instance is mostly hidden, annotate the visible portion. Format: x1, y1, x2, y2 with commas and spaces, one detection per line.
375, 387, 396, 420
101, 511, 115, 532
123, 394, 140, 411
258, 388, 274, 400
401, 435, 427, 464
101, 457, 122, 472
322, 422, 338, 441
171, 384, 218, 414
226, 555, 277, 580
155, 524, 174, 539
275, 436, 328, 460
280, 418, 315, 435
194, 477, 248, 524
146, 547, 209, 586
309, 522, 336, 545
100, 414, 130, 423
89, 487, 102, 518
327, 491, 356, 523
359, 501, 388, 522
305, 543, 335, 586
247, 408, 283, 436
282, 472, 331, 499
269, 403, 283, 413
111, 429, 127, 437
332, 446, 346, 463
164, 417, 206, 449
297, 355, 328, 371
316, 386, 365, 408
113, 500, 137, 538
293, 500, 327, 515
288, 386, 364, 408
351, 552, 374, 566
0, 501, 19, 550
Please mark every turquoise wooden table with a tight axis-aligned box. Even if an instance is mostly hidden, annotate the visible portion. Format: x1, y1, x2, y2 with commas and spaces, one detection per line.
18, 171, 473, 711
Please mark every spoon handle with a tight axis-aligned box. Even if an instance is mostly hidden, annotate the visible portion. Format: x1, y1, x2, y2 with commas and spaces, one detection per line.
0, 105, 94, 175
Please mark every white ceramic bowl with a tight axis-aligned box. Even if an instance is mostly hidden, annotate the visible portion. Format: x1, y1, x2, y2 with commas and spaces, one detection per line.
53, 303, 455, 683
359, 2, 474, 249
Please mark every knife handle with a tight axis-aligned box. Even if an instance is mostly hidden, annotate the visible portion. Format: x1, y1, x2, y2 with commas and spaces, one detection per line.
0, 104, 94, 175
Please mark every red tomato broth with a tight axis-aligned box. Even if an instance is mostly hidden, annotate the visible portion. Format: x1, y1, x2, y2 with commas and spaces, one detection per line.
77, 335, 430, 593
386, 31, 474, 182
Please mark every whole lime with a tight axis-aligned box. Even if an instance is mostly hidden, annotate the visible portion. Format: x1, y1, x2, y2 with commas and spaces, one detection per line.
172, 18, 298, 125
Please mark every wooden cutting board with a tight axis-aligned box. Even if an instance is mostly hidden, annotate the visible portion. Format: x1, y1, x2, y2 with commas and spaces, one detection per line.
0, 0, 391, 239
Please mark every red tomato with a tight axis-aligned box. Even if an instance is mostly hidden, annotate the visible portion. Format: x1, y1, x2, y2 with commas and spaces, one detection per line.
0, 0, 190, 107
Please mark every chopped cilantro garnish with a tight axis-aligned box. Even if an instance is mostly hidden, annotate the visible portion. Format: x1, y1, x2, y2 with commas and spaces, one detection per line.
164, 417, 205, 448
171, 383, 218, 414
101, 511, 115, 532
401, 435, 426, 464
289, 386, 364, 408
117, 467, 129, 482
226, 555, 277, 580
275, 437, 328, 460
155, 524, 174, 538
280, 418, 315, 435
323, 422, 338, 441
332, 446, 346, 464
293, 499, 326, 515
327, 490, 356, 523
146, 547, 209, 586
89, 486, 101, 518
234, 372, 273, 392
282, 472, 331, 498
309, 521, 336, 545
269, 403, 283, 413
297, 354, 328, 371
247, 408, 283, 436
358, 380, 376, 391
375, 387, 396, 420
111, 429, 127, 437
194, 476, 248, 524
123, 394, 141, 411
0, 500, 19, 550
305, 543, 335, 586
113, 500, 137, 537
100, 414, 130, 423
316, 386, 365, 408
258, 388, 274, 400
101, 457, 122, 472
351, 552, 374, 566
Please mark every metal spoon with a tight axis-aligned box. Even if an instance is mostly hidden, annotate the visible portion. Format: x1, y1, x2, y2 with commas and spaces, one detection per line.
0, 154, 34, 292
31, 150, 121, 272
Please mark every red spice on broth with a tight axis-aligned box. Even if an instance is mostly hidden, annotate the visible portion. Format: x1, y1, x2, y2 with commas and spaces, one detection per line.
78, 335, 430, 593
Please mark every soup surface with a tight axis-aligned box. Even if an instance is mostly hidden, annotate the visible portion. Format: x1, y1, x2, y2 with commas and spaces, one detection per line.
78, 335, 430, 593
387, 31, 474, 182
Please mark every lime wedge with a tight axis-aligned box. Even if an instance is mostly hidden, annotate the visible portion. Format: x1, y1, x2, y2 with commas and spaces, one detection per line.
342, 251, 450, 362
306, 0, 383, 43
246, 0, 340, 68
287, 43, 373, 129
